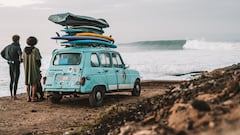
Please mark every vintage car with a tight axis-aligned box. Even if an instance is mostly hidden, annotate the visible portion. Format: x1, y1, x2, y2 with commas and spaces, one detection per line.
43, 46, 141, 106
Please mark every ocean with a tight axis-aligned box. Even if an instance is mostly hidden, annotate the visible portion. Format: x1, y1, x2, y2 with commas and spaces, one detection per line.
1, 39, 240, 97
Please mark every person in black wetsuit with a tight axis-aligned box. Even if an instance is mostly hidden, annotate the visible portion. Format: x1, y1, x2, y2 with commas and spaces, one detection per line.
1, 35, 22, 100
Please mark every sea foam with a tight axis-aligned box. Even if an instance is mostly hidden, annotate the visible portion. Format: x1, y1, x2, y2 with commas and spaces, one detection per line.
183, 40, 240, 50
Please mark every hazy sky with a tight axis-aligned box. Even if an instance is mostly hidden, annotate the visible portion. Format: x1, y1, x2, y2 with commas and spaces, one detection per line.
0, 0, 240, 52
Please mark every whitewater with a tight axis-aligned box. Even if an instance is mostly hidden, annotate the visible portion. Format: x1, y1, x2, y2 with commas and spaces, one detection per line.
117, 39, 240, 80
0, 39, 240, 97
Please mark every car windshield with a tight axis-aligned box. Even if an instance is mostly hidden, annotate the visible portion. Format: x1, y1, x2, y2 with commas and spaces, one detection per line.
53, 53, 82, 65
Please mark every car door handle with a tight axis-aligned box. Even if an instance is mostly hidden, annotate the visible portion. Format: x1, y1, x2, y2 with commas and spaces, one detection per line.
115, 70, 119, 72
104, 69, 108, 72
98, 71, 105, 73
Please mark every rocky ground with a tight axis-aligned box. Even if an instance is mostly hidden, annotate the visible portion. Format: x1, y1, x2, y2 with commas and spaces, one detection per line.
0, 64, 240, 135
72, 63, 240, 135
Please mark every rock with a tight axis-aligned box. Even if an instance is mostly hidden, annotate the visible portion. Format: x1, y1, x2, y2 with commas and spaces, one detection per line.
176, 130, 188, 135
171, 86, 182, 92
168, 103, 198, 131
22, 132, 32, 135
191, 100, 211, 111
196, 94, 218, 102
63, 131, 71, 135
31, 109, 37, 113
208, 80, 215, 84
155, 109, 164, 122
142, 115, 155, 125
188, 83, 195, 89
133, 129, 157, 135
223, 100, 233, 106
119, 125, 135, 135
209, 121, 215, 128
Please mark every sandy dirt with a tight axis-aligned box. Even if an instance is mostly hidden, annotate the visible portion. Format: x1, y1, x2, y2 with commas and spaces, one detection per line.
0, 80, 179, 135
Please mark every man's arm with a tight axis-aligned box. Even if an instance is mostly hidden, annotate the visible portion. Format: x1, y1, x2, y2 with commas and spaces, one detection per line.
1, 46, 8, 60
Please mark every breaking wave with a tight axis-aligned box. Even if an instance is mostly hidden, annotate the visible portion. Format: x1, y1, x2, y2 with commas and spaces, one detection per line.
119, 39, 240, 51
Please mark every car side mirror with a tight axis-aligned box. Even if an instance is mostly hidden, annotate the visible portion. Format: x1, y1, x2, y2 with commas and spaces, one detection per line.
124, 64, 129, 69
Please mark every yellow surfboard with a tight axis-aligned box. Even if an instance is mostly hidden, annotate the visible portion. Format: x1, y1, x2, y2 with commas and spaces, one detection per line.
75, 32, 114, 42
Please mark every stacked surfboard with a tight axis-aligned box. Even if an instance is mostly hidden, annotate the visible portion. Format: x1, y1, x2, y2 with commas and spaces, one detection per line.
48, 12, 116, 48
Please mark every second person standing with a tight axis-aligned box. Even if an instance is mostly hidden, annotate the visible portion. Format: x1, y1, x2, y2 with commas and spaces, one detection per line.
22, 36, 42, 102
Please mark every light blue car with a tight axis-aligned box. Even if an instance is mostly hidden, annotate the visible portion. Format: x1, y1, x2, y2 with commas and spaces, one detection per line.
44, 47, 141, 106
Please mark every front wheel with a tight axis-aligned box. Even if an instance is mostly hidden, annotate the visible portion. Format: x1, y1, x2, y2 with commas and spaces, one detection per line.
89, 86, 105, 107
132, 80, 141, 96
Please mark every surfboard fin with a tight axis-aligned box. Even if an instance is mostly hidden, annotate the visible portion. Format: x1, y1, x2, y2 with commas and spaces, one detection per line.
56, 32, 60, 37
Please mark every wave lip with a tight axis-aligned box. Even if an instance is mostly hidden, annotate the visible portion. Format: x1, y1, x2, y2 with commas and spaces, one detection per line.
183, 40, 240, 50
121, 39, 240, 51
120, 40, 186, 50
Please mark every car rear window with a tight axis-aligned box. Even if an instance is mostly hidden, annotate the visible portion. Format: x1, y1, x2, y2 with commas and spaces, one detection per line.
53, 53, 82, 65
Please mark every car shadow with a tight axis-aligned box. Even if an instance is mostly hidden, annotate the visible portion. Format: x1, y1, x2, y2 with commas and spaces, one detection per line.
47, 92, 135, 108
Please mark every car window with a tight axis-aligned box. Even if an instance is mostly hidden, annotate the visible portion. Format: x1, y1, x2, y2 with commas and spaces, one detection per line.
91, 53, 100, 67
112, 53, 124, 68
100, 52, 111, 67
53, 53, 81, 65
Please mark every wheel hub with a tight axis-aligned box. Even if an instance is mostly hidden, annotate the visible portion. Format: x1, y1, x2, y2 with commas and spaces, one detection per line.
136, 85, 140, 92
96, 91, 102, 101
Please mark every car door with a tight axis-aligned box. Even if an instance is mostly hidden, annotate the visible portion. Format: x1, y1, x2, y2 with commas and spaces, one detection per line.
112, 52, 131, 90
99, 52, 118, 90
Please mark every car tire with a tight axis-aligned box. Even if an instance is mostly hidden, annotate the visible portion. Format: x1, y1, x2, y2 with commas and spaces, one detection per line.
50, 92, 62, 104
89, 86, 105, 107
132, 80, 141, 96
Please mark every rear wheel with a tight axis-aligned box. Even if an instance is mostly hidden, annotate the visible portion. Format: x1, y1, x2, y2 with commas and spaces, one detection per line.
132, 80, 141, 96
50, 92, 62, 104
89, 86, 105, 107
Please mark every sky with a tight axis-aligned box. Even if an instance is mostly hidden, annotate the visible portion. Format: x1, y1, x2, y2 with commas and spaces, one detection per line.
0, 0, 240, 52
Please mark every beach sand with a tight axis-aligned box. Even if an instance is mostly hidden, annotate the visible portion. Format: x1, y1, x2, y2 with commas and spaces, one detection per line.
0, 64, 240, 135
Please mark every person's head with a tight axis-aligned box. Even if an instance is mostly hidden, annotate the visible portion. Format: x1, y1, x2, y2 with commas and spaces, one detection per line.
12, 35, 20, 43
26, 36, 38, 46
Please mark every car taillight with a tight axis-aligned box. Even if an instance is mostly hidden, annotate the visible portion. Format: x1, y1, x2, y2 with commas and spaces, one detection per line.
43, 76, 47, 85
80, 77, 86, 86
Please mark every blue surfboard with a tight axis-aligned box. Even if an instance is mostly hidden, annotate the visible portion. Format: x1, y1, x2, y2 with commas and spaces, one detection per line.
62, 28, 104, 34
61, 39, 117, 48
69, 25, 103, 30
51, 36, 112, 42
